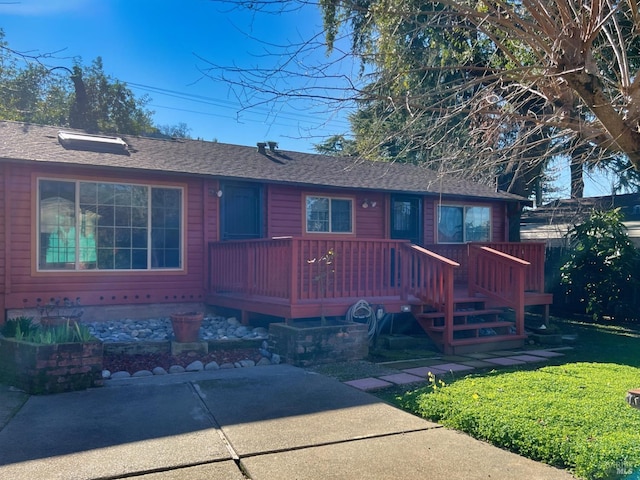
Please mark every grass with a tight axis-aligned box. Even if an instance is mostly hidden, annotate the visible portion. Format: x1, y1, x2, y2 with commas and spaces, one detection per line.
387, 317, 640, 480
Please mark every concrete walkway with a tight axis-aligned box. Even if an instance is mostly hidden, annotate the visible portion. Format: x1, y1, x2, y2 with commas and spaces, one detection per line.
0, 363, 576, 479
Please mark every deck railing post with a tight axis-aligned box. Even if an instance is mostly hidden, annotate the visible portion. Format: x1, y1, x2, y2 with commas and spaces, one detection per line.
290, 238, 299, 304
444, 264, 454, 352
515, 265, 525, 336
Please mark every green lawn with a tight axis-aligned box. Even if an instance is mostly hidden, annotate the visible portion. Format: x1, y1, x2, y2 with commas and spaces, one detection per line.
390, 318, 640, 480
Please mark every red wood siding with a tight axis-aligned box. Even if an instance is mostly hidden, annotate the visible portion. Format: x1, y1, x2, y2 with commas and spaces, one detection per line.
492, 202, 506, 241
424, 197, 437, 243
3, 163, 208, 311
266, 186, 387, 240
355, 192, 385, 238
267, 186, 304, 237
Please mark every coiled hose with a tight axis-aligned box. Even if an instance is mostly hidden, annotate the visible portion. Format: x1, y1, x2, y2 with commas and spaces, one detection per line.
346, 299, 376, 341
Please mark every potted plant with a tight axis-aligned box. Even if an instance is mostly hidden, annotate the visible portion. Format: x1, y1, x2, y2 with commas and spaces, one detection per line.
0, 316, 103, 394
170, 311, 204, 342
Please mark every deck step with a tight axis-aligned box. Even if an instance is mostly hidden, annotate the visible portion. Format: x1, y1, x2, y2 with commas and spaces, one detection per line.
426, 321, 515, 333
450, 334, 527, 347
417, 308, 502, 319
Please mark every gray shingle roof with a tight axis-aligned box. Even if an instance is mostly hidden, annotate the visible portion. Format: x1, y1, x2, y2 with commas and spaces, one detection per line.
0, 121, 524, 202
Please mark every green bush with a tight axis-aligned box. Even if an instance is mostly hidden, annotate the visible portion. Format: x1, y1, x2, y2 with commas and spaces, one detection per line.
401, 363, 640, 479
560, 209, 640, 322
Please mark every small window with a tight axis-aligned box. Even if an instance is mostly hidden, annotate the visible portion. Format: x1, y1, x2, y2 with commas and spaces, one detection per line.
437, 205, 491, 243
306, 195, 353, 233
38, 179, 182, 271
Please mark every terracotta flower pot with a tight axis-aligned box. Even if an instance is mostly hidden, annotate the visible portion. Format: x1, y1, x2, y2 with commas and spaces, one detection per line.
170, 312, 204, 343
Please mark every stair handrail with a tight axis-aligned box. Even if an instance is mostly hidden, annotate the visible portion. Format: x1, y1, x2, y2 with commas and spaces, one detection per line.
468, 245, 529, 335
401, 244, 459, 347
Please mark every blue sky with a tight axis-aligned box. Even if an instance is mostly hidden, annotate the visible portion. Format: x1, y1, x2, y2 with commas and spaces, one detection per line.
1, 0, 353, 152
1, 0, 618, 196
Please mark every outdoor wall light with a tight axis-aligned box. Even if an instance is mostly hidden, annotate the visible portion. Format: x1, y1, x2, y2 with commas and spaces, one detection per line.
216, 189, 223, 198
361, 199, 377, 208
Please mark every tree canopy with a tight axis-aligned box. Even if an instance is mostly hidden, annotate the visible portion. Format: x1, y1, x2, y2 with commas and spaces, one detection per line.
207, 0, 640, 197
0, 30, 190, 137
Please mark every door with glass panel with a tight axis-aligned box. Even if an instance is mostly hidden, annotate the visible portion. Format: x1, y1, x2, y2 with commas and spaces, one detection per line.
390, 195, 422, 245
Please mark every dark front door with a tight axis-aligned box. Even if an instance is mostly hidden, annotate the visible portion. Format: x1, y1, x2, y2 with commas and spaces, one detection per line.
221, 183, 263, 240
390, 195, 422, 245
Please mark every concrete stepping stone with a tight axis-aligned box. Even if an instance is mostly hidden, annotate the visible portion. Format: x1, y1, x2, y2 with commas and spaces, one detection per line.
525, 350, 565, 358
483, 357, 526, 366
378, 373, 426, 385
403, 366, 449, 377
343, 377, 393, 391
429, 363, 475, 372
507, 354, 548, 363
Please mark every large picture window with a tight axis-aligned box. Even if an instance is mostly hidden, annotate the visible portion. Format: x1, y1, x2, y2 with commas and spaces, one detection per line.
306, 195, 353, 233
38, 179, 182, 271
437, 205, 491, 243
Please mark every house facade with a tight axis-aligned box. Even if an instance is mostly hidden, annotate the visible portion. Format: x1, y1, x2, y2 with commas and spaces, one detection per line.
0, 121, 550, 353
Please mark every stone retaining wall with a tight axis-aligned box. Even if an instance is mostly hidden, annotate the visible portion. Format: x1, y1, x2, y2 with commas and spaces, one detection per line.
269, 321, 369, 367
0, 338, 103, 394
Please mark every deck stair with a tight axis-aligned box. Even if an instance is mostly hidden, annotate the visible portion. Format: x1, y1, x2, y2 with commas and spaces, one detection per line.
414, 294, 526, 354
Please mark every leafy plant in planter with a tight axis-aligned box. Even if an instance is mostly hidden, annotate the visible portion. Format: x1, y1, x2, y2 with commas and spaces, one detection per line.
0, 316, 36, 338
0, 316, 103, 394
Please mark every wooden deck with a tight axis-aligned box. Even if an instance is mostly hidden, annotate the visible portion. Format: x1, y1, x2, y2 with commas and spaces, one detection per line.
206, 238, 552, 353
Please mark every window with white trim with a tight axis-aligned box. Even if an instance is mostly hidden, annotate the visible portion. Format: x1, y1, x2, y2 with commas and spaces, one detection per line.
437, 205, 491, 243
305, 195, 353, 233
38, 179, 182, 271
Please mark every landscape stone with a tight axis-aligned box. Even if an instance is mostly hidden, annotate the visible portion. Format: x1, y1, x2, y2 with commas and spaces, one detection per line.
152, 367, 168, 375
205, 361, 220, 370
186, 360, 204, 372
169, 365, 185, 374
111, 371, 131, 379
132, 370, 153, 377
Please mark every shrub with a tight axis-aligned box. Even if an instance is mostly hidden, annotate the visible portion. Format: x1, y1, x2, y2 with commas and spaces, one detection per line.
560, 209, 640, 322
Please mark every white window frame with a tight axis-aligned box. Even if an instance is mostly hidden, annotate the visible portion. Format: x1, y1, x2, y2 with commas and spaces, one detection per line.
37, 178, 184, 272
437, 204, 492, 243
305, 195, 354, 234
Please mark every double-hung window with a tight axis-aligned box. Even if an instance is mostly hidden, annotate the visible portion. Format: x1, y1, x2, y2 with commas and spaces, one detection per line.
38, 179, 182, 271
437, 205, 491, 243
305, 195, 353, 233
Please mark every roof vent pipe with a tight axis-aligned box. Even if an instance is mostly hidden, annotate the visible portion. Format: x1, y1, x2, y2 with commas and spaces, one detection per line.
267, 141, 278, 153
257, 142, 267, 154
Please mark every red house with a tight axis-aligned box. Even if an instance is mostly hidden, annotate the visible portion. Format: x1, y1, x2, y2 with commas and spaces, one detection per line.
0, 121, 551, 353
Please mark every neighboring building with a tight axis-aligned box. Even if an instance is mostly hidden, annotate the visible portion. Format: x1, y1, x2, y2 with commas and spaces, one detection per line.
521, 193, 640, 247
0, 121, 551, 353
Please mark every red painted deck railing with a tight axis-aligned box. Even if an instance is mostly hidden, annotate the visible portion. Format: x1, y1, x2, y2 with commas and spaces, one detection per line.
427, 242, 546, 292
208, 238, 461, 305
468, 245, 529, 335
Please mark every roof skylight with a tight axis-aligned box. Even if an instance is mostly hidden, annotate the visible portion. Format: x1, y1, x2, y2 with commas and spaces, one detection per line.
58, 131, 128, 154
